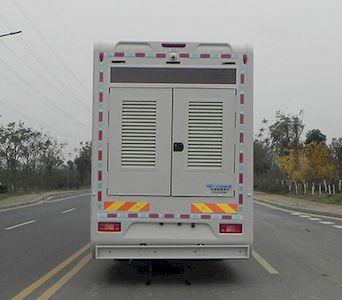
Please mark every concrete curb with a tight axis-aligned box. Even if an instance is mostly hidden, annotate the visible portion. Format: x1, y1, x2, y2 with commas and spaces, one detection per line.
254, 197, 342, 218
0, 190, 89, 210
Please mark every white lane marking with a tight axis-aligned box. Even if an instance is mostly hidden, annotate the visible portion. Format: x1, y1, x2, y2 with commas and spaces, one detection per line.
299, 215, 311, 218
309, 218, 321, 221
5, 220, 36, 230
333, 225, 342, 229
319, 221, 334, 225
61, 208, 76, 214
255, 200, 342, 221
291, 212, 301, 215
252, 250, 279, 274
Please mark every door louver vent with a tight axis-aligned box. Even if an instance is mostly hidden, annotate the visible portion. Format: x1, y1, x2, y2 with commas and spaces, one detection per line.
187, 101, 223, 168
121, 100, 156, 167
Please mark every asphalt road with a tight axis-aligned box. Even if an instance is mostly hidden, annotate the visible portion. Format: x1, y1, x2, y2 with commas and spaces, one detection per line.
1, 193, 341, 300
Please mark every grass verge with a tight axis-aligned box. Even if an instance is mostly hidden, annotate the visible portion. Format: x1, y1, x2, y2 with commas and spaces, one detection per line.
0, 191, 36, 201
275, 192, 342, 205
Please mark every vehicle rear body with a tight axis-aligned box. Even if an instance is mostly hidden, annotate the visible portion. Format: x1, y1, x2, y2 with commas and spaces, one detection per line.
91, 41, 253, 260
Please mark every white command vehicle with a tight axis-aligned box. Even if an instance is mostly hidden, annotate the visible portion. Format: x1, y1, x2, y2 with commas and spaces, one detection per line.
91, 41, 253, 260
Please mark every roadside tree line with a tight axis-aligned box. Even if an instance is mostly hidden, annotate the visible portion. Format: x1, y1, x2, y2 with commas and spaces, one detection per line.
254, 111, 342, 195
0, 121, 91, 193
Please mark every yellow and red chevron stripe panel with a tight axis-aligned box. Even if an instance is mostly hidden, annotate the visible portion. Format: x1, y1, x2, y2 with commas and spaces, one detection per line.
104, 201, 149, 212
192, 203, 238, 214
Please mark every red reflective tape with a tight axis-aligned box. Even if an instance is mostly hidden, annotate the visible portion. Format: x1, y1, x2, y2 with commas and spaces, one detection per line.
206, 203, 226, 214
98, 130, 102, 141
243, 54, 248, 64
99, 52, 104, 62
156, 53, 166, 58
99, 92, 103, 102
99, 72, 104, 82
98, 170, 102, 181
115, 52, 124, 57
149, 213, 159, 218
230, 203, 238, 212
240, 94, 244, 104
221, 54, 231, 58
239, 153, 244, 163
140, 203, 150, 212
104, 201, 111, 210
165, 214, 174, 218
107, 213, 117, 218
180, 214, 190, 219
240, 132, 244, 143
99, 111, 103, 122
97, 191, 102, 202
135, 52, 145, 57
179, 53, 189, 58
200, 214, 211, 219
240, 113, 244, 124
222, 215, 232, 220
240, 73, 245, 84
98, 150, 102, 161
200, 53, 210, 58
239, 173, 244, 184
239, 194, 243, 204
128, 213, 138, 218
117, 202, 135, 211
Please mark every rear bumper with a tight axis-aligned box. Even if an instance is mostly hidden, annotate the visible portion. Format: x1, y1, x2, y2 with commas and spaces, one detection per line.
95, 244, 250, 260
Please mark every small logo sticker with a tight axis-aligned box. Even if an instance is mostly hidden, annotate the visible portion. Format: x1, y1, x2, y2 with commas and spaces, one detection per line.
206, 184, 232, 194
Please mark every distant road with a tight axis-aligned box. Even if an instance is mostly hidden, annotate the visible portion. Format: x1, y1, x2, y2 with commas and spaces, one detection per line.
1, 193, 342, 300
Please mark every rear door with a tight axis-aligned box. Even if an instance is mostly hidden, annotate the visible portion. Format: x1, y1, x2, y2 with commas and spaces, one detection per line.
107, 88, 172, 196
172, 89, 237, 197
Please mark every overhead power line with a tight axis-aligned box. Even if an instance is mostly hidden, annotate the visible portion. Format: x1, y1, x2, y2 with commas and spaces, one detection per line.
0, 73, 83, 141
0, 10, 90, 141
12, 0, 91, 95
0, 30, 21, 38
0, 98, 81, 142
0, 42, 91, 114
0, 13, 90, 112
0, 56, 89, 129
17, 34, 91, 109
0, 13, 91, 117
46, 0, 88, 63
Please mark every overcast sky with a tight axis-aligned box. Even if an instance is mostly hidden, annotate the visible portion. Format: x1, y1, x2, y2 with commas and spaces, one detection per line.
0, 0, 341, 157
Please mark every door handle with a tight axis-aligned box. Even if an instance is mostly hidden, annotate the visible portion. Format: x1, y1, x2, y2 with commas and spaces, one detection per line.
173, 142, 184, 152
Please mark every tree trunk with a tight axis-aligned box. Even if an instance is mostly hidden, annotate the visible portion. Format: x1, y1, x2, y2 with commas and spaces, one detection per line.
312, 182, 315, 195
333, 184, 336, 194
328, 184, 331, 195
319, 183, 322, 195
324, 179, 328, 192
295, 182, 298, 194
303, 181, 307, 194
339, 179, 342, 192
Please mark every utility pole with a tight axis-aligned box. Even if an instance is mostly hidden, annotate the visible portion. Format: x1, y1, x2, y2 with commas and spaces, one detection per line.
0, 30, 22, 39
